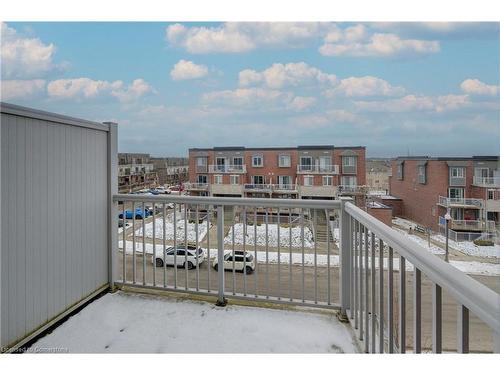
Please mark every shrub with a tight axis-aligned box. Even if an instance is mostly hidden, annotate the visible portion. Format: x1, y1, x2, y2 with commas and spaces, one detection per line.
473, 239, 494, 246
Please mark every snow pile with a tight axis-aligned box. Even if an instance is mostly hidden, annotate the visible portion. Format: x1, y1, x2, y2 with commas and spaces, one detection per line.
31, 292, 356, 353
432, 234, 499, 258
135, 210, 211, 242
224, 223, 314, 248
393, 228, 445, 255
392, 217, 420, 230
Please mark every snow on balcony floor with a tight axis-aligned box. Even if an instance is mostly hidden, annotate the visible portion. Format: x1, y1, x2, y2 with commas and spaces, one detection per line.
32, 292, 357, 353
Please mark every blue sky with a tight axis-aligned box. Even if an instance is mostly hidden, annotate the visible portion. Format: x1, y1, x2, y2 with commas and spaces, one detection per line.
1, 22, 499, 157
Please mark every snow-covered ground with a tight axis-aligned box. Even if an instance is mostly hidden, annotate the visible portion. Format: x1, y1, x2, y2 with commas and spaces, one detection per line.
224, 223, 314, 248
393, 228, 445, 255
118, 240, 500, 276
118, 222, 132, 234
134, 210, 211, 242
432, 234, 499, 258
31, 292, 356, 353
393, 216, 499, 259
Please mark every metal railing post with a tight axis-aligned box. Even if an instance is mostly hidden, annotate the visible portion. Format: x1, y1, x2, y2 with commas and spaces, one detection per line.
216, 205, 227, 306
339, 197, 353, 320
105, 121, 118, 291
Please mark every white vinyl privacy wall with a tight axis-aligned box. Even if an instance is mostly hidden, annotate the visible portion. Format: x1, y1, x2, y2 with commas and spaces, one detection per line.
0, 103, 117, 351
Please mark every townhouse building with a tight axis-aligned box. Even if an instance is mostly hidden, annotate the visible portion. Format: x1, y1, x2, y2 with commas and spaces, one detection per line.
151, 157, 189, 186
388, 156, 500, 234
118, 153, 159, 193
186, 145, 366, 204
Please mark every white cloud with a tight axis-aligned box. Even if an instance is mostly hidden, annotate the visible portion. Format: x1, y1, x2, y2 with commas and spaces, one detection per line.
111, 79, 154, 102
202, 87, 292, 108
47, 77, 152, 102
324, 76, 405, 97
1, 22, 57, 79
170, 60, 208, 81
319, 26, 440, 58
460, 79, 499, 96
1, 79, 46, 100
354, 94, 470, 113
287, 96, 316, 111
239, 62, 336, 89
166, 22, 325, 54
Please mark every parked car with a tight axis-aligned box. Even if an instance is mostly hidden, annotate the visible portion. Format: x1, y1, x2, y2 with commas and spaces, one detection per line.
119, 208, 151, 220
153, 244, 205, 269
212, 251, 255, 274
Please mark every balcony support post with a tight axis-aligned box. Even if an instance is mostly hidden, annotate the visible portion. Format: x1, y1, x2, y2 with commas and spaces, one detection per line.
216, 205, 227, 306
105, 121, 118, 292
339, 197, 353, 320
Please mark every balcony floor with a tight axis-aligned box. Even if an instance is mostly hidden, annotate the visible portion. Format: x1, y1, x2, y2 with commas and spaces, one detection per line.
30, 291, 358, 353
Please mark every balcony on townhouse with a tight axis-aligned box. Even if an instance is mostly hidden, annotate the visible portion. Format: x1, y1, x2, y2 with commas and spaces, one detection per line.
337, 185, 368, 195
243, 183, 273, 193
473, 176, 500, 187
272, 183, 299, 192
184, 182, 210, 191
439, 216, 496, 232
208, 164, 247, 173
296, 164, 339, 174
438, 196, 483, 209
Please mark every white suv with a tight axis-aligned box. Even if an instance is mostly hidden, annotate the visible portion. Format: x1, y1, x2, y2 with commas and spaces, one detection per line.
212, 251, 255, 274
153, 244, 205, 269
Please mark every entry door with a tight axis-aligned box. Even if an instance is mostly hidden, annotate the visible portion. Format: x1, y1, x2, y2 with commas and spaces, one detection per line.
319, 156, 329, 172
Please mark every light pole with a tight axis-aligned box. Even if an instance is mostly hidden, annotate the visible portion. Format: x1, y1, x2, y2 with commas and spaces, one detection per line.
444, 209, 451, 262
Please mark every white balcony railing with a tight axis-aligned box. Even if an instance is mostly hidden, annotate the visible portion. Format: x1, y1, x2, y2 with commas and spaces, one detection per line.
297, 164, 339, 174
113, 194, 500, 353
184, 182, 209, 190
438, 196, 483, 208
272, 184, 298, 191
208, 164, 247, 173
337, 185, 367, 194
243, 183, 272, 191
439, 216, 496, 232
473, 176, 500, 187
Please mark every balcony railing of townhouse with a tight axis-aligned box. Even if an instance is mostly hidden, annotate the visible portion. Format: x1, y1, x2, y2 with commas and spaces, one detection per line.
112, 194, 500, 353
438, 196, 483, 208
439, 216, 496, 232
297, 164, 340, 174
338, 185, 368, 194
208, 164, 247, 173
243, 183, 273, 191
473, 176, 500, 187
271, 184, 298, 192
184, 182, 209, 190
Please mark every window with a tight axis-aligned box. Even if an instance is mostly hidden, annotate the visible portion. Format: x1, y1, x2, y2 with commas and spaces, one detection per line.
487, 189, 495, 200
196, 157, 207, 166
252, 155, 263, 167
303, 176, 314, 186
215, 157, 226, 172
450, 167, 465, 178
230, 175, 240, 185
448, 188, 464, 199
252, 175, 264, 185
278, 175, 291, 186
418, 165, 426, 184
279, 154, 291, 167
319, 156, 330, 172
300, 156, 313, 170
214, 175, 223, 184
397, 163, 404, 180
342, 156, 356, 167
323, 176, 333, 186
341, 176, 357, 186
196, 175, 207, 184
232, 157, 243, 168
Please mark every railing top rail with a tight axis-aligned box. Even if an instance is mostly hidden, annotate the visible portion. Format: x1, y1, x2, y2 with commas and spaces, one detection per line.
345, 201, 500, 334
114, 193, 341, 209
